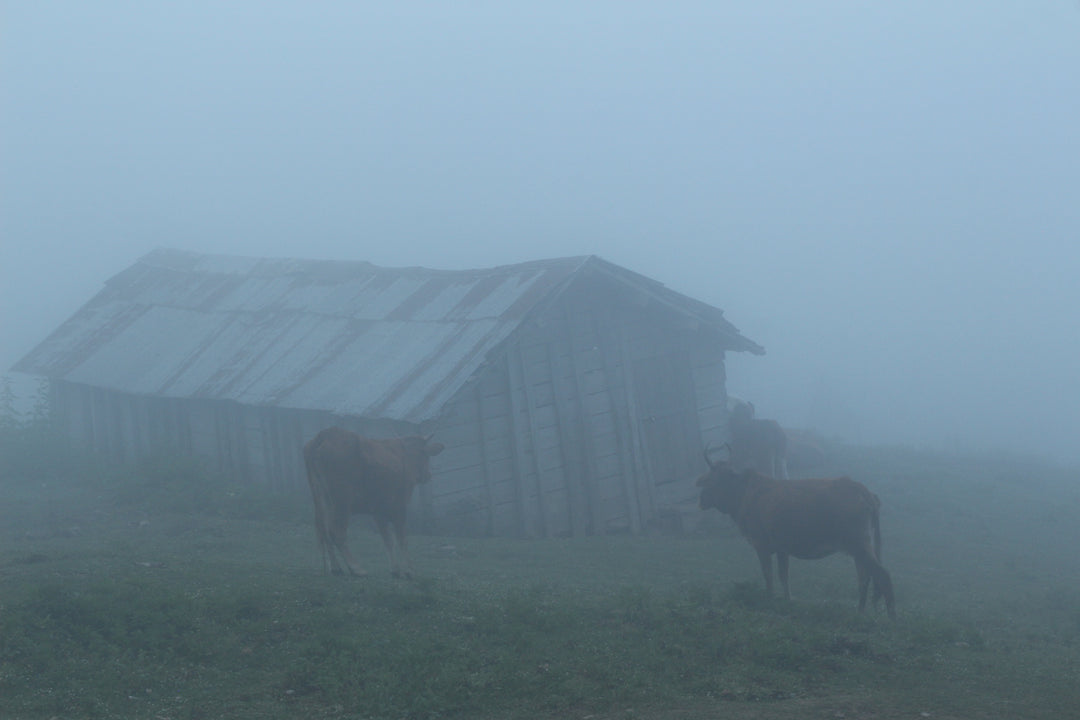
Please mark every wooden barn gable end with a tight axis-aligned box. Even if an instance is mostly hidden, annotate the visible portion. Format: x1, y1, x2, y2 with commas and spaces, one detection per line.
37, 261, 739, 539
421, 287, 731, 538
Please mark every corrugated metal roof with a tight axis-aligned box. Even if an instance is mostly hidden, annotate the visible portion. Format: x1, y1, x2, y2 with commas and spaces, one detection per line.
14, 248, 763, 423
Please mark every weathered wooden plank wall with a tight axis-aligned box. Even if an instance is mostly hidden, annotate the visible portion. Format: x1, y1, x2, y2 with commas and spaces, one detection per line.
422, 285, 724, 537
690, 341, 730, 451
50, 282, 733, 539
55, 381, 417, 497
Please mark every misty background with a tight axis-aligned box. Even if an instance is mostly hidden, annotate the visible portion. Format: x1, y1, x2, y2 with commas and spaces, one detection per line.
2, 2, 1077, 463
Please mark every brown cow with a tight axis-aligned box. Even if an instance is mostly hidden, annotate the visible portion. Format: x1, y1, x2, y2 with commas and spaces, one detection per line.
729, 401, 789, 479
304, 427, 444, 578
697, 448, 895, 618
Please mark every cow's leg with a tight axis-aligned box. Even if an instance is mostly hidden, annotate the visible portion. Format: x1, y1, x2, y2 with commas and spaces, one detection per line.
755, 548, 775, 595
310, 511, 336, 575
319, 537, 338, 575
852, 544, 896, 618
392, 518, 413, 579
334, 544, 367, 577
776, 552, 791, 600
310, 489, 343, 575
323, 505, 347, 575
375, 517, 400, 576
328, 506, 365, 577
878, 567, 897, 620
870, 559, 897, 620
854, 556, 871, 612
377, 516, 413, 578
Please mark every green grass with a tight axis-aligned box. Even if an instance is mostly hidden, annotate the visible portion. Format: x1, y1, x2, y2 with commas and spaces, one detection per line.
1, 438, 1078, 719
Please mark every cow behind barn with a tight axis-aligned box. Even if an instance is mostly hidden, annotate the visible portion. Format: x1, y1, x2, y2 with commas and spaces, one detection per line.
697, 449, 895, 618
304, 427, 444, 578
729, 401, 789, 479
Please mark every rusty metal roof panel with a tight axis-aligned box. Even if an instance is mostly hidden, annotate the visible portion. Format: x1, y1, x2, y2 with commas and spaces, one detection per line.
13, 248, 761, 423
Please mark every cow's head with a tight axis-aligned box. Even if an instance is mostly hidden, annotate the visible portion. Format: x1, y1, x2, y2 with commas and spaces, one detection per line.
697, 443, 750, 514
730, 401, 754, 425
402, 435, 445, 484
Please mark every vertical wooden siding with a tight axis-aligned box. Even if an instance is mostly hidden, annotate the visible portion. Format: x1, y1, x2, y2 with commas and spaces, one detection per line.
54, 381, 383, 496
52, 287, 733, 538
425, 287, 726, 537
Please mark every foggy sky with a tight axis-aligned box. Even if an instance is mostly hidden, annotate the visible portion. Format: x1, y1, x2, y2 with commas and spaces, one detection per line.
3, 2, 1078, 462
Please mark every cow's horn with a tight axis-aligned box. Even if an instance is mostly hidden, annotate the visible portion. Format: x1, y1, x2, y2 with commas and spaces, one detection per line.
703, 443, 717, 470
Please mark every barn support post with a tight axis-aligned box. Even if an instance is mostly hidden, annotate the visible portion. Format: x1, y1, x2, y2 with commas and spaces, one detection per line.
548, 339, 589, 537
180, 400, 194, 456
285, 411, 306, 493
274, 410, 295, 496
253, 407, 270, 484
130, 395, 146, 461
93, 387, 112, 457
511, 342, 548, 538
264, 410, 278, 491
48, 381, 67, 445
416, 425, 435, 532
473, 379, 496, 536
148, 395, 166, 453
275, 408, 302, 494
214, 401, 237, 482
689, 344, 731, 453
232, 401, 252, 484
78, 386, 94, 456
619, 332, 657, 525
593, 312, 642, 534
110, 394, 128, 462
504, 350, 532, 538
563, 306, 603, 535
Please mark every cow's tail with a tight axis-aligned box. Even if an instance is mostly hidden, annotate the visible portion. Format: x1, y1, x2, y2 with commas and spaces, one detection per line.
871, 496, 883, 564
304, 440, 332, 572
868, 494, 896, 617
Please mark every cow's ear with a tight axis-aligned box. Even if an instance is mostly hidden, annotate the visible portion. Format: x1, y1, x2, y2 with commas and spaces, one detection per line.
426, 442, 445, 457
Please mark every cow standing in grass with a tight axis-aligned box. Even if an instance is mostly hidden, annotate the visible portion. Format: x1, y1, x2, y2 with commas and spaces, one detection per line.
697, 448, 896, 618
304, 427, 444, 578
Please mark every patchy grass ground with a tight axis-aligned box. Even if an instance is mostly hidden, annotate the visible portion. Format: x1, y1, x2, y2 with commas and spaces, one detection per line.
1, 436, 1078, 719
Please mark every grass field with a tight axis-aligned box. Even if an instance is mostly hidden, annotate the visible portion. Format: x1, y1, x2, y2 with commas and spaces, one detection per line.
1, 427, 1079, 719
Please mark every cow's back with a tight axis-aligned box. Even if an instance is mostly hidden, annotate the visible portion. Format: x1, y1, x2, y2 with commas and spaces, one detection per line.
743, 476, 878, 558
353, 436, 419, 514
307, 427, 365, 476
313, 429, 423, 516
306, 428, 372, 509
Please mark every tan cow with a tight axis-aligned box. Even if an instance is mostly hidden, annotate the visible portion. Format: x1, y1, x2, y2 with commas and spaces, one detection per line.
304, 427, 444, 578
697, 448, 895, 618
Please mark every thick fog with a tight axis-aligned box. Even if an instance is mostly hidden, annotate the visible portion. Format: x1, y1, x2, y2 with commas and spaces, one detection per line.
2, 2, 1078, 462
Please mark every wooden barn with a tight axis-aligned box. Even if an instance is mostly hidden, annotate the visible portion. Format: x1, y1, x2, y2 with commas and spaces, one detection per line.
13, 248, 764, 537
